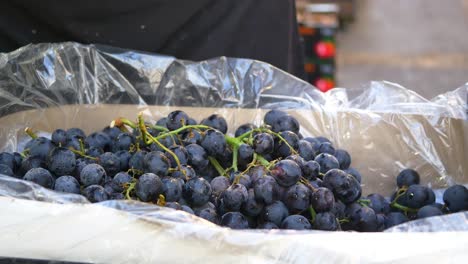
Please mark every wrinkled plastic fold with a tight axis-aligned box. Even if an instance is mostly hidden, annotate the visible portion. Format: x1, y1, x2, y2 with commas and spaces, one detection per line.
0, 43, 467, 263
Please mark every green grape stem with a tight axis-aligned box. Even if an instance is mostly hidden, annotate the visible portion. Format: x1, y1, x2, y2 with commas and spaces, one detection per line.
149, 124, 169, 132
157, 194, 166, 206
208, 156, 226, 177
300, 176, 317, 192
338, 218, 350, 224
125, 181, 137, 200
358, 198, 371, 207
68, 147, 97, 160
24, 127, 38, 139
309, 206, 317, 224
78, 138, 86, 153
389, 186, 418, 213
20, 149, 29, 158
154, 125, 211, 141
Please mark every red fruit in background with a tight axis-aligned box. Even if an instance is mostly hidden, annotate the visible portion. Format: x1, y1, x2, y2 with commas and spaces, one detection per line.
315, 41, 335, 58
315, 78, 335, 92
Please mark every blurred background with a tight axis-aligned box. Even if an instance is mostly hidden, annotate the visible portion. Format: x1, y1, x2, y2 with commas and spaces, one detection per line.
1, 0, 467, 98
297, 0, 468, 97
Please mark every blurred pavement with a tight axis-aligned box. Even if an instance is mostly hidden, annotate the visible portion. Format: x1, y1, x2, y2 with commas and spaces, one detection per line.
336, 0, 468, 98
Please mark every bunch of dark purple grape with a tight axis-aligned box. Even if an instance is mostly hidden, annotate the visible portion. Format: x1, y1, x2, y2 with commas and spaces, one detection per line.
0, 110, 466, 231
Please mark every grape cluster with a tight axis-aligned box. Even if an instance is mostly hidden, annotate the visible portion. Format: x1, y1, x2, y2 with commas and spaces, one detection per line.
0, 110, 466, 231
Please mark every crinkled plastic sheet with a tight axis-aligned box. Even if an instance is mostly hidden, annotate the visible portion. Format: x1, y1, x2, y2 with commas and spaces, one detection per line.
0, 42, 467, 263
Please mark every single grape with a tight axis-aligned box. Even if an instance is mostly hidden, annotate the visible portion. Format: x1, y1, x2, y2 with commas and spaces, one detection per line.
303, 137, 321, 153
185, 144, 209, 170
270, 115, 300, 135
313, 212, 340, 231
111, 172, 132, 192
297, 139, 315, 161
238, 144, 254, 166
82, 185, 109, 203
317, 142, 335, 155
283, 183, 311, 214
210, 176, 231, 197
166, 145, 188, 168
345, 203, 378, 232
201, 114, 228, 134
323, 169, 361, 204
80, 164, 106, 187
256, 222, 278, 229
155, 117, 168, 128
220, 212, 249, 229
264, 110, 288, 127
302, 160, 320, 180
443, 185, 468, 212
200, 129, 227, 157
235, 123, 257, 137
281, 215, 311, 230
367, 193, 390, 214
221, 184, 248, 212
114, 150, 132, 171
113, 133, 135, 152
135, 173, 163, 202
54, 175, 80, 194
285, 154, 305, 168
165, 202, 182, 210
86, 147, 103, 158
162, 177, 183, 202
334, 149, 351, 170
85, 132, 112, 152
311, 187, 335, 212
51, 129, 67, 146
102, 126, 122, 140
98, 152, 121, 177
248, 165, 268, 183
196, 207, 219, 224
144, 151, 170, 176
0, 164, 14, 176
241, 188, 264, 217
67, 128, 86, 139
331, 200, 346, 219
376, 214, 386, 231
252, 133, 274, 155
65, 134, 84, 151
183, 177, 212, 206
314, 153, 340, 174
417, 205, 443, 219
270, 159, 301, 187
166, 110, 189, 131
396, 169, 420, 188
23, 168, 55, 188
128, 151, 147, 172
20, 156, 46, 174
259, 201, 289, 226
46, 147, 77, 176
404, 185, 435, 209
345, 167, 362, 183
26, 137, 54, 160
384, 212, 409, 228
181, 205, 195, 214
253, 175, 280, 205
274, 131, 299, 158
171, 165, 197, 181
181, 129, 202, 146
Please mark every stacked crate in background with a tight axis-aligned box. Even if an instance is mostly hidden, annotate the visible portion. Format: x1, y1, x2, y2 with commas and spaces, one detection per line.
296, 2, 340, 92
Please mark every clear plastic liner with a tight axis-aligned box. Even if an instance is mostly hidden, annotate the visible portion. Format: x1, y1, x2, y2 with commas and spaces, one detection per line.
0, 42, 467, 263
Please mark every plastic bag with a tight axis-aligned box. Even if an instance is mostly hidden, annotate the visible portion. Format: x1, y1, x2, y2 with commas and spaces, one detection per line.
0, 42, 467, 263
